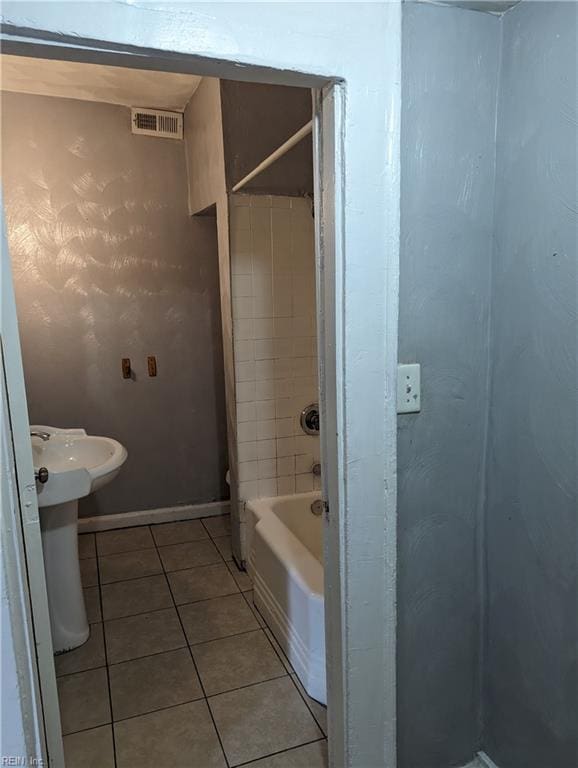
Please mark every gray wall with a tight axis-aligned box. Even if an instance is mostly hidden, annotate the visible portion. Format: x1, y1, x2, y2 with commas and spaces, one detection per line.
2, 92, 229, 517
398, 5, 499, 766
484, 2, 578, 765
220, 81, 313, 196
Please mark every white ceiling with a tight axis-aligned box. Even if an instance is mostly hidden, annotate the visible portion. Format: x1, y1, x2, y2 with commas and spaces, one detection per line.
0, 55, 202, 111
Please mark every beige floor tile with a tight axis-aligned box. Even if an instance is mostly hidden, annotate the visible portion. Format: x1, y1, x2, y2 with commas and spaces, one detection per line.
57, 667, 111, 735
80, 557, 98, 587
114, 700, 226, 768
101, 574, 172, 620
168, 563, 239, 605
109, 648, 203, 721
228, 561, 253, 592
244, 740, 328, 767
244, 592, 267, 628
78, 533, 96, 560
63, 725, 115, 768
105, 607, 185, 664
202, 515, 231, 538
150, 519, 209, 547
209, 676, 322, 766
213, 535, 233, 561
84, 586, 102, 623
157, 539, 221, 572
291, 675, 327, 735
55, 623, 105, 677
99, 549, 162, 584
96, 526, 154, 555
179, 593, 259, 645
192, 629, 285, 695
263, 627, 294, 674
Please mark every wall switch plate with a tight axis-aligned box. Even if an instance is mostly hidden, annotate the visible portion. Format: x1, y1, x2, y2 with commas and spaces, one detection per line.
397, 363, 421, 413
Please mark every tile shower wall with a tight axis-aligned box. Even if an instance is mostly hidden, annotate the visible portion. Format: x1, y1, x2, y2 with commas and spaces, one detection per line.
229, 195, 320, 502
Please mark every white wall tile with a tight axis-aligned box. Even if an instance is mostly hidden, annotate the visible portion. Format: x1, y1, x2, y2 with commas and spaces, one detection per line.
236, 402, 256, 423
255, 400, 275, 421
296, 473, 314, 493
258, 459, 277, 479
238, 441, 258, 462
236, 382, 256, 403
239, 480, 259, 499
253, 295, 274, 319
231, 194, 251, 207
276, 418, 293, 438
234, 340, 255, 363
274, 338, 293, 358
256, 359, 275, 381
277, 455, 295, 476
275, 398, 294, 419
235, 361, 256, 383
274, 318, 293, 338
255, 339, 275, 360
275, 379, 294, 398
231, 193, 319, 505
254, 319, 274, 339
257, 439, 276, 460
277, 476, 295, 495
257, 420, 276, 441
237, 421, 257, 443
239, 461, 259, 482
255, 380, 275, 401
251, 194, 272, 208
233, 274, 253, 298
233, 296, 253, 319
295, 453, 313, 474
258, 478, 278, 497
231, 205, 251, 231
276, 437, 295, 457
235, 319, 254, 340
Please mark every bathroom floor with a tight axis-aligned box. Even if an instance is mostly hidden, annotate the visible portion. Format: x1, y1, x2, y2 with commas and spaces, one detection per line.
58, 514, 327, 768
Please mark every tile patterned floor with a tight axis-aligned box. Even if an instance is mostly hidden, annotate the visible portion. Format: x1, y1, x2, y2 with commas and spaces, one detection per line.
59, 514, 328, 768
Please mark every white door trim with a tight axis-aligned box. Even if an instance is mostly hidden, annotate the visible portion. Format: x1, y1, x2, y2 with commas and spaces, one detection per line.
1, 202, 64, 766
0, 5, 401, 765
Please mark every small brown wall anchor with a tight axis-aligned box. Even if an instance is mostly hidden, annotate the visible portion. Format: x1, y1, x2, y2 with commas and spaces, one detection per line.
147, 356, 157, 377
121, 358, 132, 379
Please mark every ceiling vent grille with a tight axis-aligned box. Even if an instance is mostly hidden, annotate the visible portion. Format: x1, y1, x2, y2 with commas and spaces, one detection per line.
131, 108, 183, 139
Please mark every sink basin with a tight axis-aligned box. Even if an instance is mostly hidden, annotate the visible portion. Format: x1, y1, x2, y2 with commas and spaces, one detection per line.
32, 426, 127, 507
32, 425, 127, 654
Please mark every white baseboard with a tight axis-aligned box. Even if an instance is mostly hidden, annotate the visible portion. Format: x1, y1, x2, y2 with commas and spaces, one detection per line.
78, 500, 230, 533
463, 753, 500, 768
477, 752, 500, 768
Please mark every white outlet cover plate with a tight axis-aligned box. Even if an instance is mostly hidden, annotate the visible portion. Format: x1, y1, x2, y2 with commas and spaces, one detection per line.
397, 363, 421, 414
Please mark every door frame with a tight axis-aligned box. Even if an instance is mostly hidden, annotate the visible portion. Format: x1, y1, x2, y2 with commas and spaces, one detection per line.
0, 5, 401, 766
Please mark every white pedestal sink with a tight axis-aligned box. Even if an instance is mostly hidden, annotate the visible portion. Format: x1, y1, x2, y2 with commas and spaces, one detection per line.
32, 426, 127, 653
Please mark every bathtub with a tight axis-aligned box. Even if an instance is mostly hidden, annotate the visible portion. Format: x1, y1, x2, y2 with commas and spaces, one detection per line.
246, 492, 326, 704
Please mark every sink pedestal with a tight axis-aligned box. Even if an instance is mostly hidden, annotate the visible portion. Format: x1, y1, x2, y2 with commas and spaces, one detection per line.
40, 500, 89, 654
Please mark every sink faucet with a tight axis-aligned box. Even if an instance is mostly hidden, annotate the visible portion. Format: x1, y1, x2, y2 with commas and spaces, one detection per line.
30, 430, 50, 441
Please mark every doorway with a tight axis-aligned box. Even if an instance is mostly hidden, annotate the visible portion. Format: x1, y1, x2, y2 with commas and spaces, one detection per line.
0, 5, 401, 767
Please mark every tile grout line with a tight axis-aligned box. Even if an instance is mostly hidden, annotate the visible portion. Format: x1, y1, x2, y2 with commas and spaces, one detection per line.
153, 524, 233, 768
85, 517, 324, 765
239, 590, 327, 735
94, 531, 119, 768
233, 737, 328, 768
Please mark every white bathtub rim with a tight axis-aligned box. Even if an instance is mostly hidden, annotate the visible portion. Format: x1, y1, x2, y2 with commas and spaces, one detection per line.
252, 509, 324, 597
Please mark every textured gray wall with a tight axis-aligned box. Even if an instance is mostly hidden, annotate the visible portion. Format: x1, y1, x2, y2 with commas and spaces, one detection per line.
2, 92, 229, 517
484, 3, 578, 765
398, 4, 499, 766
